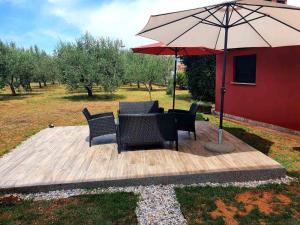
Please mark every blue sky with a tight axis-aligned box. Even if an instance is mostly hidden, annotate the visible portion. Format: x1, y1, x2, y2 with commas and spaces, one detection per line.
0, 0, 299, 53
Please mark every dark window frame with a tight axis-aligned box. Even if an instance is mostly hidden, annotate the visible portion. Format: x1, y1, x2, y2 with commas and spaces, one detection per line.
233, 54, 257, 84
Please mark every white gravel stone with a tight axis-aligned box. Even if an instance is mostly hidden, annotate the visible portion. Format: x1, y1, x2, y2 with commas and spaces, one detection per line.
136, 185, 186, 225
8, 176, 294, 225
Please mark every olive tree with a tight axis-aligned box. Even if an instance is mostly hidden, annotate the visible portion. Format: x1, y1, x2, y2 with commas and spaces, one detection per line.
56, 33, 124, 97
124, 52, 173, 99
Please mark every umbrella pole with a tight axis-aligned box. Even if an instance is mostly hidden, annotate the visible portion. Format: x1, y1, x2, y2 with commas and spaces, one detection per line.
172, 49, 178, 109
204, 3, 234, 153
218, 4, 230, 144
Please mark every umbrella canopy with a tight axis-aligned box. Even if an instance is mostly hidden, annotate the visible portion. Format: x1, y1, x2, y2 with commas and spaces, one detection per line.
137, 0, 300, 49
132, 42, 221, 109
132, 42, 221, 55
137, 0, 300, 147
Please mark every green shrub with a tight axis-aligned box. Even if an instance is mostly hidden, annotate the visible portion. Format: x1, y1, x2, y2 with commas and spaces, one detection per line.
176, 72, 188, 90
166, 78, 173, 96
183, 55, 215, 102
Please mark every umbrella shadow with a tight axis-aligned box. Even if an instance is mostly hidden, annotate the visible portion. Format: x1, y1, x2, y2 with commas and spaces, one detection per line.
224, 127, 273, 155
85, 134, 117, 145
62, 94, 125, 102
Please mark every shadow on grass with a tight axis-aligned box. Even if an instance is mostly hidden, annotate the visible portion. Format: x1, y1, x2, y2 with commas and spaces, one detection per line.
120, 87, 164, 92
0, 92, 42, 101
224, 127, 273, 155
175, 93, 192, 102
62, 93, 126, 102
293, 147, 300, 152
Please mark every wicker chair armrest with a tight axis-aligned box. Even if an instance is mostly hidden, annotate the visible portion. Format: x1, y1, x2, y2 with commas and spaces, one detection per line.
88, 115, 115, 127
168, 109, 189, 114
91, 112, 114, 119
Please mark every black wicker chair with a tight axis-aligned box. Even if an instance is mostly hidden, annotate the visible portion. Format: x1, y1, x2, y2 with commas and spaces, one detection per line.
117, 113, 178, 153
118, 100, 164, 115
168, 103, 199, 140
82, 108, 116, 147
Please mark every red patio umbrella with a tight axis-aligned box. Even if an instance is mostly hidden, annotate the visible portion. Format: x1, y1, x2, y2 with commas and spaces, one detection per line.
132, 42, 221, 109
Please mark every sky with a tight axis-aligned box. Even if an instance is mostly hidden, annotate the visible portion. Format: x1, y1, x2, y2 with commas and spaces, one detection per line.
0, 0, 299, 53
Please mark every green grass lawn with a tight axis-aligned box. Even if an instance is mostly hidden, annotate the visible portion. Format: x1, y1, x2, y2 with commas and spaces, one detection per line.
0, 192, 138, 225
175, 178, 300, 225
1, 83, 300, 225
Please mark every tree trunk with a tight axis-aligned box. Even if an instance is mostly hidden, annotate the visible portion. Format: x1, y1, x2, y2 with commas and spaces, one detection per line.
38, 81, 42, 88
28, 83, 32, 92
137, 82, 140, 88
85, 86, 93, 97
144, 83, 152, 100
52, 81, 55, 85
149, 82, 153, 91
9, 83, 16, 95
43, 81, 47, 87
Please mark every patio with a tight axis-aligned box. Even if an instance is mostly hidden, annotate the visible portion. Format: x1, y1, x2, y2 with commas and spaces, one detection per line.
0, 121, 285, 193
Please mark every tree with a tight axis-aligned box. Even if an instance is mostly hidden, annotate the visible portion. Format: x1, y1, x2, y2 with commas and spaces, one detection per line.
0, 42, 21, 95
124, 52, 173, 99
56, 33, 124, 97
183, 55, 216, 102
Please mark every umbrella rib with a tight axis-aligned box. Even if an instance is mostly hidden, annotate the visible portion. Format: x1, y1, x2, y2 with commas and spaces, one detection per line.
232, 7, 272, 47
228, 4, 235, 23
137, 4, 221, 35
214, 8, 227, 50
166, 6, 224, 46
204, 7, 224, 26
237, 2, 300, 11
192, 16, 223, 27
230, 6, 263, 26
236, 4, 300, 33
230, 15, 266, 27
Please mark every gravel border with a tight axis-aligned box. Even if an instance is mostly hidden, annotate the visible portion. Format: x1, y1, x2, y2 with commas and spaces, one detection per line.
1, 176, 294, 225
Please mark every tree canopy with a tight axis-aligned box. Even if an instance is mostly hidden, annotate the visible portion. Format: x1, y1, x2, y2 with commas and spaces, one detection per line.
124, 51, 173, 99
56, 33, 124, 97
183, 55, 216, 102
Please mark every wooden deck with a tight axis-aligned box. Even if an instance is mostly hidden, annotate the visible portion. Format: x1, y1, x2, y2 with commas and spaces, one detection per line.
0, 121, 285, 193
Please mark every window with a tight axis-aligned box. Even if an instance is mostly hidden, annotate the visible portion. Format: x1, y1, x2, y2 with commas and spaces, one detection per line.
277, 0, 286, 4
234, 55, 256, 84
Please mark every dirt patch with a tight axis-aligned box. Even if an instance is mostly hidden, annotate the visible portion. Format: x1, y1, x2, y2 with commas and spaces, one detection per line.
0, 212, 12, 220
210, 198, 239, 225
210, 191, 292, 225
235, 191, 291, 215
0, 194, 21, 204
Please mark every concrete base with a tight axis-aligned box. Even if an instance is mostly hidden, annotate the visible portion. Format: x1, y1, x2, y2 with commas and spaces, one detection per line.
204, 142, 235, 153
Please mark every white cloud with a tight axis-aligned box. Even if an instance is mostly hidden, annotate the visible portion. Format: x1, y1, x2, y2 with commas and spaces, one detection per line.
46, 0, 227, 48
46, 0, 300, 48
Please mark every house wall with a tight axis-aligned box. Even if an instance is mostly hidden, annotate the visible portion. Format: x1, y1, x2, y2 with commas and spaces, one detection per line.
215, 46, 300, 131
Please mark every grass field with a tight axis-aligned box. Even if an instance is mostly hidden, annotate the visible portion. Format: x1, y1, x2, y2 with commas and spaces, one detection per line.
0, 192, 138, 225
1, 83, 299, 172
1, 83, 300, 225
0, 84, 191, 156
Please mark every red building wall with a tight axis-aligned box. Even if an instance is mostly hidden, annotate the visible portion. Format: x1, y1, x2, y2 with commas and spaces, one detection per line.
215, 46, 300, 131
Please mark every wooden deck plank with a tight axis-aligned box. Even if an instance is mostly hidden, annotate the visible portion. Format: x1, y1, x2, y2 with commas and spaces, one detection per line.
0, 121, 285, 191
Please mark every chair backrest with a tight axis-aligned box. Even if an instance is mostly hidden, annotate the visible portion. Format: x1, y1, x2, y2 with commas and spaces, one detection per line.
119, 101, 159, 114
118, 113, 177, 144
189, 103, 199, 115
82, 108, 92, 120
